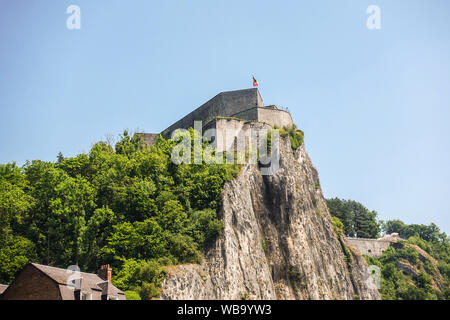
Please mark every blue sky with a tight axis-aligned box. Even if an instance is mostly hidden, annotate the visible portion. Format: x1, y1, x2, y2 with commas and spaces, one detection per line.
1, 0, 449, 232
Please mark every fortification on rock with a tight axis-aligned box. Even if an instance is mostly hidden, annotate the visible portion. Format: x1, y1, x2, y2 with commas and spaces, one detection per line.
346, 233, 402, 257
137, 88, 294, 151
133, 88, 382, 299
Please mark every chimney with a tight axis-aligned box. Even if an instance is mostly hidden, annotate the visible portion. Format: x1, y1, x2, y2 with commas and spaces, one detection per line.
98, 264, 112, 282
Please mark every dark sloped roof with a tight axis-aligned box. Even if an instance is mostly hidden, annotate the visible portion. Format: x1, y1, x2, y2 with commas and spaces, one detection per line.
97, 281, 117, 296
31, 263, 124, 298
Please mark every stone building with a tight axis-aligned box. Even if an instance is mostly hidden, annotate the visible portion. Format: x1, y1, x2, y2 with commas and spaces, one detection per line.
346, 233, 402, 257
137, 88, 294, 151
1, 263, 125, 300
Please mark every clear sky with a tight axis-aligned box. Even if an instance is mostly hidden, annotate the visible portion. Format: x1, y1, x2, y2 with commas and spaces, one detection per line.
1, 0, 449, 233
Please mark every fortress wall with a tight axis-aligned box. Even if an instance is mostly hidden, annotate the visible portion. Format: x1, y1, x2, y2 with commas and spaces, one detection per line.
214, 118, 246, 152
136, 133, 159, 147
161, 88, 262, 138
346, 238, 391, 257
257, 108, 293, 128
220, 88, 263, 116
229, 106, 259, 122
211, 118, 271, 152
161, 94, 221, 138
226, 107, 293, 129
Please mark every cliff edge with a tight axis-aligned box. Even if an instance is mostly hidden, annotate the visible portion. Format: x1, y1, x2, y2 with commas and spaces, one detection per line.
160, 137, 381, 300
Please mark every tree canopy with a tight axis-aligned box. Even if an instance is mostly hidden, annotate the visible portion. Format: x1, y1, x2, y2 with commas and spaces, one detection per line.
366, 220, 450, 300
326, 198, 380, 238
0, 129, 240, 299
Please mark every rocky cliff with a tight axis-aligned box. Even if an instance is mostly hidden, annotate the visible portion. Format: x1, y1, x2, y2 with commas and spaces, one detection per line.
160, 137, 381, 300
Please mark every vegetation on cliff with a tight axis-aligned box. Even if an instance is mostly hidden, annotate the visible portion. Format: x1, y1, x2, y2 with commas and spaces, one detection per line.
0, 129, 240, 299
328, 198, 449, 299
2, 125, 449, 300
274, 124, 304, 151
365, 220, 450, 299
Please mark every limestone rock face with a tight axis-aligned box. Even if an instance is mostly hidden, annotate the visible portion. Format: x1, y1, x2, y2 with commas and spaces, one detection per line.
160, 137, 381, 300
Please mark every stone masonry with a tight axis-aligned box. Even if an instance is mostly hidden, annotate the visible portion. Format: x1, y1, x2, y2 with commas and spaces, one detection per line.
136, 88, 294, 152
346, 233, 402, 257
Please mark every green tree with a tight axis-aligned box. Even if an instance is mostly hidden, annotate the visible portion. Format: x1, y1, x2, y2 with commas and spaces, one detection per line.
0, 167, 36, 283
82, 206, 117, 270
129, 260, 166, 300
23, 162, 96, 266
0, 235, 36, 283
0, 130, 238, 297
0, 179, 33, 241
382, 220, 448, 244
326, 198, 380, 238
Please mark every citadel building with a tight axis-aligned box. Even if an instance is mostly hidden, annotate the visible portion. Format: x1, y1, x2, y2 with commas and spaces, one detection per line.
137, 88, 294, 151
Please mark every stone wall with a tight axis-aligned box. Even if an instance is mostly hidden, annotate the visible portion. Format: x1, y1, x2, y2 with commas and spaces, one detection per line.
141, 88, 294, 151
136, 133, 159, 146
1, 265, 61, 300
346, 238, 392, 257
161, 88, 263, 138
258, 107, 293, 128
210, 118, 271, 153
229, 107, 259, 123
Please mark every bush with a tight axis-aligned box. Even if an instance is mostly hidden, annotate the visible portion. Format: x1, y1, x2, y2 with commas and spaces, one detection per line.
273, 125, 304, 151
167, 234, 202, 264
286, 127, 304, 151
371, 239, 449, 300
397, 247, 419, 265
126, 260, 167, 300
187, 209, 223, 246
139, 282, 161, 300
124, 290, 141, 300
112, 259, 141, 290
331, 216, 344, 238
416, 272, 432, 290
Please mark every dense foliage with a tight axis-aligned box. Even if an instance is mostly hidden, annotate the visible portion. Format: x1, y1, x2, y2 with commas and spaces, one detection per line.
327, 198, 380, 238
365, 220, 450, 300
327, 198, 450, 299
2, 125, 449, 301
381, 220, 447, 243
275, 125, 304, 151
0, 129, 240, 299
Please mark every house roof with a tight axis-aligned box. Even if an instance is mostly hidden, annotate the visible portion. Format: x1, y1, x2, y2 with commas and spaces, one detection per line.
0, 284, 8, 295
31, 263, 124, 298
97, 280, 119, 296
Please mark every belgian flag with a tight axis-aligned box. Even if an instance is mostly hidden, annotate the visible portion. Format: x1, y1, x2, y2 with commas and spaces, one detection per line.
252, 76, 258, 87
